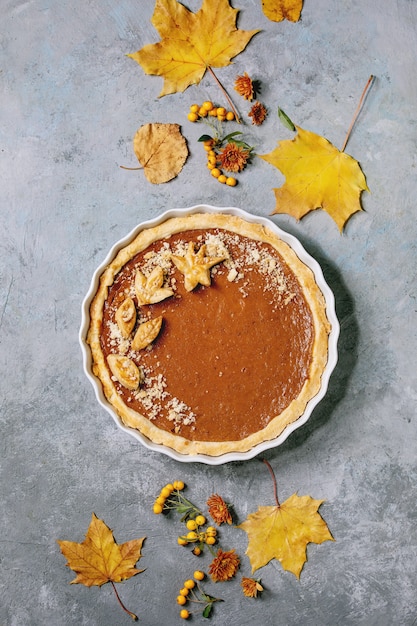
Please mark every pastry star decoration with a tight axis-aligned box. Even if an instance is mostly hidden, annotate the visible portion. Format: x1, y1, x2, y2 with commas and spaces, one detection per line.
171, 242, 227, 291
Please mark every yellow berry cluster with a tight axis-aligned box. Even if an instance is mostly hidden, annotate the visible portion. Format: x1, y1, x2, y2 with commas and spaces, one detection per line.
203, 139, 237, 187
187, 101, 235, 123
177, 516, 217, 549
152, 480, 185, 515
176, 571, 206, 619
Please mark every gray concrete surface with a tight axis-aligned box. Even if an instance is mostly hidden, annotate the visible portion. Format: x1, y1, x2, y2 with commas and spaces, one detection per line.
1, 1, 416, 624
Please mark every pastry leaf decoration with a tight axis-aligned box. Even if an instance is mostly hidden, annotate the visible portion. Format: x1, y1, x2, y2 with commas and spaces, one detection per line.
259, 125, 369, 231
58, 513, 145, 620
172, 242, 227, 291
107, 354, 142, 390
132, 316, 163, 351
135, 266, 174, 305
115, 297, 137, 338
261, 0, 303, 22
127, 0, 260, 97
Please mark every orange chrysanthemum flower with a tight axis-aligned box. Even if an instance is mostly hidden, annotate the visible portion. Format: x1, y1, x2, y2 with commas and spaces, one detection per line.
217, 143, 251, 173
248, 101, 267, 126
241, 577, 264, 598
209, 549, 240, 582
234, 72, 254, 101
206, 493, 233, 525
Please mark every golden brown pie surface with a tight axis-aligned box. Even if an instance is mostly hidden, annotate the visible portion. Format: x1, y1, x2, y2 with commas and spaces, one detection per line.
87, 213, 330, 456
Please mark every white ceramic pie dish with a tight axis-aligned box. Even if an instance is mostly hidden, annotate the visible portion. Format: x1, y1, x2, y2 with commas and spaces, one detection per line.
79, 204, 339, 465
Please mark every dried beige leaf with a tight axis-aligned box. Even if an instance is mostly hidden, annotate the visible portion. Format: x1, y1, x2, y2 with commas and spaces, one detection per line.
115, 297, 137, 338
132, 316, 163, 351
135, 266, 174, 305
107, 354, 142, 390
133, 123, 188, 184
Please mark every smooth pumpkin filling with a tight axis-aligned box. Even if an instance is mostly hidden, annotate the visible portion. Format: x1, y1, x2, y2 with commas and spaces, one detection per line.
98, 228, 314, 443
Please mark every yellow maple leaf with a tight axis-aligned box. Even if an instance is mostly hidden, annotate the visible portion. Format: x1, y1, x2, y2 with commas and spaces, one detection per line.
128, 0, 259, 97
238, 493, 334, 578
58, 514, 145, 618
259, 125, 369, 231
261, 0, 303, 22
133, 123, 188, 184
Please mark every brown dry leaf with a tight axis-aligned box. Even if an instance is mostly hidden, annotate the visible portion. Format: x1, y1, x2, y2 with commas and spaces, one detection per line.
259, 125, 369, 231
57, 513, 145, 587
127, 0, 259, 96
261, 0, 303, 22
238, 493, 334, 578
133, 123, 188, 184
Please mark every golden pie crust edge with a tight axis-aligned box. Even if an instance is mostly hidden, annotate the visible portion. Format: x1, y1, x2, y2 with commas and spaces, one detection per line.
87, 213, 331, 457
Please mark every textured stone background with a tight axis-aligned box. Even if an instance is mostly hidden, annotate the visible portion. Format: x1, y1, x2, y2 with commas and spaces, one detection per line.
1, 1, 417, 624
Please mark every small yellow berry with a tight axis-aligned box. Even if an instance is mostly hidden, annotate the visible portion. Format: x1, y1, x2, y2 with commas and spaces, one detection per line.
155, 495, 166, 505
206, 526, 217, 536
226, 111, 235, 121
186, 531, 198, 541
218, 174, 227, 184
217, 107, 226, 117
208, 149, 216, 157
189, 104, 199, 113
198, 107, 208, 117
192, 546, 202, 556
153, 503, 163, 514
177, 537, 188, 546
205, 535, 216, 545
180, 587, 190, 597
177, 595, 187, 605
187, 112, 198, 122
186, 519, 198, 531
217, 115, 226, 122
195, 515, 206, 526
194, 570, 205, 581
226, 176, 237, 186
160, 486, 171, 498
184, 579, 196, 590
207, 162, 216, 170
173, 480, 185, 490
209, 107, 218, 116
180, 609, 190, 619
202, 100, 214, 111
211, 168, 222, 178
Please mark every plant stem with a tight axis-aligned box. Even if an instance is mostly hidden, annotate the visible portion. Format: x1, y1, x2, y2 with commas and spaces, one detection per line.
207, 66, 241, 123
341, 74, 374, 153
110, 581, 138, 621
119, 165, 143, 170
262, 459, 280, 507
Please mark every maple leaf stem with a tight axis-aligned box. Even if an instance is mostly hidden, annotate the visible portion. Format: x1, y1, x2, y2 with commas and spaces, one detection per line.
262, 459, 280, 507
110, 581, 138, 621
207, 66, 241, 123
119, 165, 143, 170
341, 74, 374, 153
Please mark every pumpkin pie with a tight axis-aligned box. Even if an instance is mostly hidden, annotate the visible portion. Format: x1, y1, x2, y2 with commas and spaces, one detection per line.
86, 212, 331, 457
